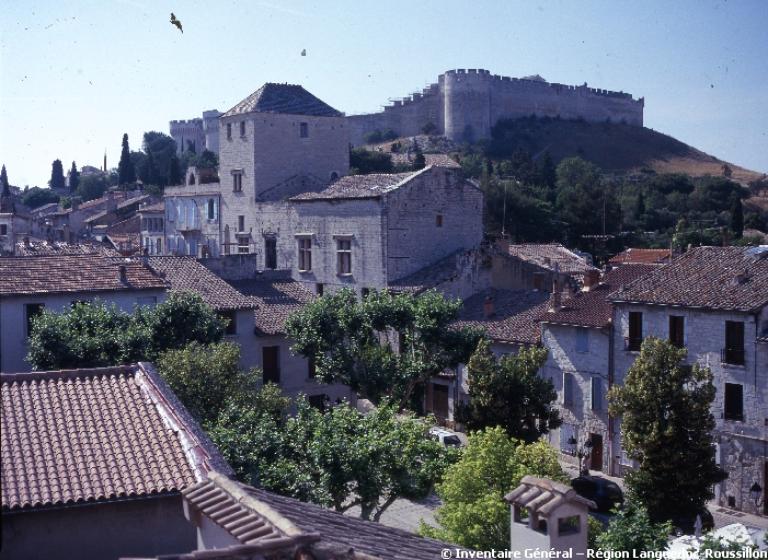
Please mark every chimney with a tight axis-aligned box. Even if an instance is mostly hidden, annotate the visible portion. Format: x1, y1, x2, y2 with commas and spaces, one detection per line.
583, 269, 600, 291
548, 276, 562, 313
483, 295, 495, 318
118, 264, 128, 283
23, 236, 30, 248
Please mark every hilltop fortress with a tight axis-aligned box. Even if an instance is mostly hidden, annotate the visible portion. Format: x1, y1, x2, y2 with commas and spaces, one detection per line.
347, 68, 644, 144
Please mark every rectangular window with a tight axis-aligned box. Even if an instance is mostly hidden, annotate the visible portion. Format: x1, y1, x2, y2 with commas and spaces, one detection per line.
316, 283, 324, 296
669, 315, 685, 348
723, 321, 745, 365
240, 121, 246, 137
591, 377, 602, 411
265, 237, 277, 270
576, 327, 589, 353
207, 199, 216, 220
263, 346, 280, 384
237, 237, 249, 254
0, 224, 7, 235
299, 122, 308, 138
297, 237, 312, 271
337, 239, 352, 275
436, 214, 443, 227
308, 357, 316, 379
219, 310, 237, 335
232, 173, 242, 193
724, 383, 744, 421
226, 122, 232, 140
25, 303, 45, 337
627, 311, 643, 351
563, 372, 574, 407
238, 215, 245, 232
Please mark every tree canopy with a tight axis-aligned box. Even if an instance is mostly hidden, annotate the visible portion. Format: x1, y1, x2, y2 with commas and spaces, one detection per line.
49, 159, 66, 191
349, 147, 393, 175
608, 338, 726, 527
595, 500, 672, 553
68, 162, 80, 192
21, 186, 59, 209
285, 288, 482, 409
420, 427, 566, 550
118, 133, 137, 185
457, 339, 561, 443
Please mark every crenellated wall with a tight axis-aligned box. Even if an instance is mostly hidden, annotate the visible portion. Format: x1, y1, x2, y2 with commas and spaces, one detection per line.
347, 68, 644, 144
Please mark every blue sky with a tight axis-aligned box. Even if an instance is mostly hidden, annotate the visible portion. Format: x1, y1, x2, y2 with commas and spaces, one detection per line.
1, 0, 766, 188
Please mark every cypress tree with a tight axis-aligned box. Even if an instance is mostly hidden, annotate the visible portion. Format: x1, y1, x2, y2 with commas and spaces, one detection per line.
118, 133, 136, 185
0, 165, 9, 195
730, 196, 744, 239
49, 159, 66, 191
168, 154, 182, 186
412, 143, 426, 170
141, 151, 157, 185
69, 161, 80, 192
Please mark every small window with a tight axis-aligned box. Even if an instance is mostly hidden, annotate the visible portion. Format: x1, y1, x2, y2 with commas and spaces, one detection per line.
723, 321, 745, 365
299, 122, 308, 138
238, 215, 245, 232
232, 172, 242, 192
337, 239, 352, 275
669, 315, 685, 348
188, 172, 196, 185
263, 346, 280, 384
240, 121, 246, 137
563, 372, 574, 407
297, 237, 312, 271
0, 224, 7, 235
207, 199, 216, 220
330, 171, 339, 181
724, 383, 744, 421
576, 327, 589, 353
25, 303, 45, 337
156, 238, 162, 254
226, 123, 232, 140
627, 311, 643, 351
436, 214, 443, 227
308, 394, 326, 412
237, 238, 249, 254
590, 377, 602, 411
265, 237, 277, 270
219, 310, 237, 335
316, 283, 324, 296
361, 287, 370, 299
558, 515, 581, 536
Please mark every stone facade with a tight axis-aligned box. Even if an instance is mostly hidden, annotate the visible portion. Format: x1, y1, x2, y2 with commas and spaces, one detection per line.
169, 109, 221, 155
163, 172, 222, 257
348, 68, 644, 144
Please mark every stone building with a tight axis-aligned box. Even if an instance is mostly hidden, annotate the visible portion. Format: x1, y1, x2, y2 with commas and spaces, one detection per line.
0, 362, 231, 560
138, 200, 165, 255
610, 246, 768, 516
0, 182, 31, 254
163, 168, 222, 257
348, 68, 644, 144
169, 109, 221, 155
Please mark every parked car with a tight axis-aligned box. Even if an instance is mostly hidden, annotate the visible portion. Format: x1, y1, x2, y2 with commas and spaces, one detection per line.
429, 427, 463, 448
571, 475, 624, 513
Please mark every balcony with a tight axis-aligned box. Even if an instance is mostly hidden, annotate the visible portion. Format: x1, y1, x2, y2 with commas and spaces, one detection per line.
721, 348, 745, 366
624, 336, 642, 352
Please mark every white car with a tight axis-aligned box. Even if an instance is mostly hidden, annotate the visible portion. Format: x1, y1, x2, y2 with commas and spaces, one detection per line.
429, 427, 463, 448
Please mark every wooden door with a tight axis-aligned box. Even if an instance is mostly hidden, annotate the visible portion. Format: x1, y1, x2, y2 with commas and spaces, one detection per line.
433, 384, 449, 422
590, 433, 604, 471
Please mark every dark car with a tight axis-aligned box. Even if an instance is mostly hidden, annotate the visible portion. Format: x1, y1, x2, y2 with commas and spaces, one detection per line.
571, 476, 624, 513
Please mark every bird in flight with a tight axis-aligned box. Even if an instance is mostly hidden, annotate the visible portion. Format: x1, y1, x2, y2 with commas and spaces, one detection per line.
170, 13, 183, 33
301, 49, 306, 56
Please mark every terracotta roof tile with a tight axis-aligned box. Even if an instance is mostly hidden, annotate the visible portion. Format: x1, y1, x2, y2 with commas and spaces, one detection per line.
1, 364, 230, 512
223, 83, 342, 118
506, 243, 597, 275
611, 246, 768, 312
227, 278, 314, 335
13, 241, 120, 257
455, 289, 550, 345
608, 248, 671, 265
0, 255, 167, 296
290, 172, 415, 201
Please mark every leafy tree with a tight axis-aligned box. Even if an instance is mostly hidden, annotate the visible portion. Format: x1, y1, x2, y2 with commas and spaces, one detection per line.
286, 288, 481, 409
596, 500, 672, 553
420, 427, 566, 550
27, 292, 225, 369
457, 339, 560, 442
142, 131, 177, 186
21, 186, 59, 209
382, 129, 398, 141
156, 341, 260, 426
118, 133, 136, 185
49, 159, 66, 191
730, 195, 744, 239
168, 154, 182, 186
209, 397, 454, 521
69, 161, 80, 192
141, 150, 158, 185
74, 174, 108, 202
693, 532, 757, 556
608, 338, 726, 526
349, 147, 393, 174
412, 143, 426, 170
363, 130, 384, 144
196, 149, 218, 169
537, 152, 557, 189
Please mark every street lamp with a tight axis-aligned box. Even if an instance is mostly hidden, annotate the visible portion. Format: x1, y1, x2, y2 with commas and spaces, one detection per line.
749, 482, 762, 507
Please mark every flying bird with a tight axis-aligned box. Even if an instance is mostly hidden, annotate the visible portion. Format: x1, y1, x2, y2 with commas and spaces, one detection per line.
170, 13, 183, 33
301, 49, 306, 56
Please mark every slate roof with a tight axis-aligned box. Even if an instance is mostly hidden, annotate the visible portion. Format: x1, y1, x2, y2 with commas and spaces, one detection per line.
1, 363, 230, 512
227, 277, 314, 335
223, 83, 343, 118
455, 288, 550, 345
610, 246, 768, 313
541, 265, 657, 328
0, 255, 167, 296
290, 172, 416, 201
147, 257, 258, 311
506, 243, 597, 275
608, 248, 671, 265
182, 472, 460, 560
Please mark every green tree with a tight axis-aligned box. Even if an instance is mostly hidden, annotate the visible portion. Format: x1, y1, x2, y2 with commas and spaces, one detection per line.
693, 532, 757, 557
730, 195, 744, 239
168, 154, 182, 186
0, 164, 8, 192
420, 427, 566, 550
457, 339, 560, 443
74, 174, 108, 201
196, 149, 218, 169
118, 133, 136, 185
421, 121, 438, 135
142, 131, 177, 186
21, 186, 59, 209
412, 143, 426, 170
27, 292, 226, 370
608, 338, 726, 526
141, 150, 157, 185
49, 159, 66, 191
349, 147, 393, 174
285, 288, 481, 409
69, 161, 80, 192
596, 500, 672, 553
209, 397, 454, 520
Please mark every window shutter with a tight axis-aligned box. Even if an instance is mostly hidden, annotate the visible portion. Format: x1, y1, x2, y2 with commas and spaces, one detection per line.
591, 377, 602, 411
563, 372, 574, 407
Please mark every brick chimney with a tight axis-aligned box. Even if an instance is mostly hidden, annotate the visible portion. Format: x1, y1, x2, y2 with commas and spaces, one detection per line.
483, 295, 495, 318
118, 264, 128, 283
583, 269, 600, 291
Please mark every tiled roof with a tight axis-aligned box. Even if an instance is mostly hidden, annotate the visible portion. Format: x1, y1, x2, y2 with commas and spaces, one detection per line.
147, 257, 258, 311
506, 243, 597, 275
107, 214, 141, 235
389, 249, 483, 294
608, 248, 671, 265
611, 246, 768, 312
455, 289, 550, 345
1, 363, 231, 512
505, 476, 596, 513
541, 265, 658, 328
139, 201, 165, 213
390, 152, 461, 169
290, 171, 416, 201
84, 195, 153, 224
223, 83, 343, 118
13, 241, 120, 257
182, 472, 460, 560
227, 278, 314, 335
0, 255, 167, 296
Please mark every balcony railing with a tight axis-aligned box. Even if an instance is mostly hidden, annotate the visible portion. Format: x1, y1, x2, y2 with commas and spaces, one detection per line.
625, 336, 642, 352
721, 348, 745, 366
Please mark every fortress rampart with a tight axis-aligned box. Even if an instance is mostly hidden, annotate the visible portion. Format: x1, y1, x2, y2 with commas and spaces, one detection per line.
347, 68, 644, 144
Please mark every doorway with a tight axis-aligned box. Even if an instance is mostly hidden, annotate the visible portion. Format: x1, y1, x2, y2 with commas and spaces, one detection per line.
265, 237, 277, 269
432, 384, 449, 423
590, 433, 604, 471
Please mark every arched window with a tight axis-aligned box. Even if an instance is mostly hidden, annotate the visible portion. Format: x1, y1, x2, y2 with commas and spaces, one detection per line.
330, 171, 339, 182
188, 172, 196, 185
208, 198, 215, 220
